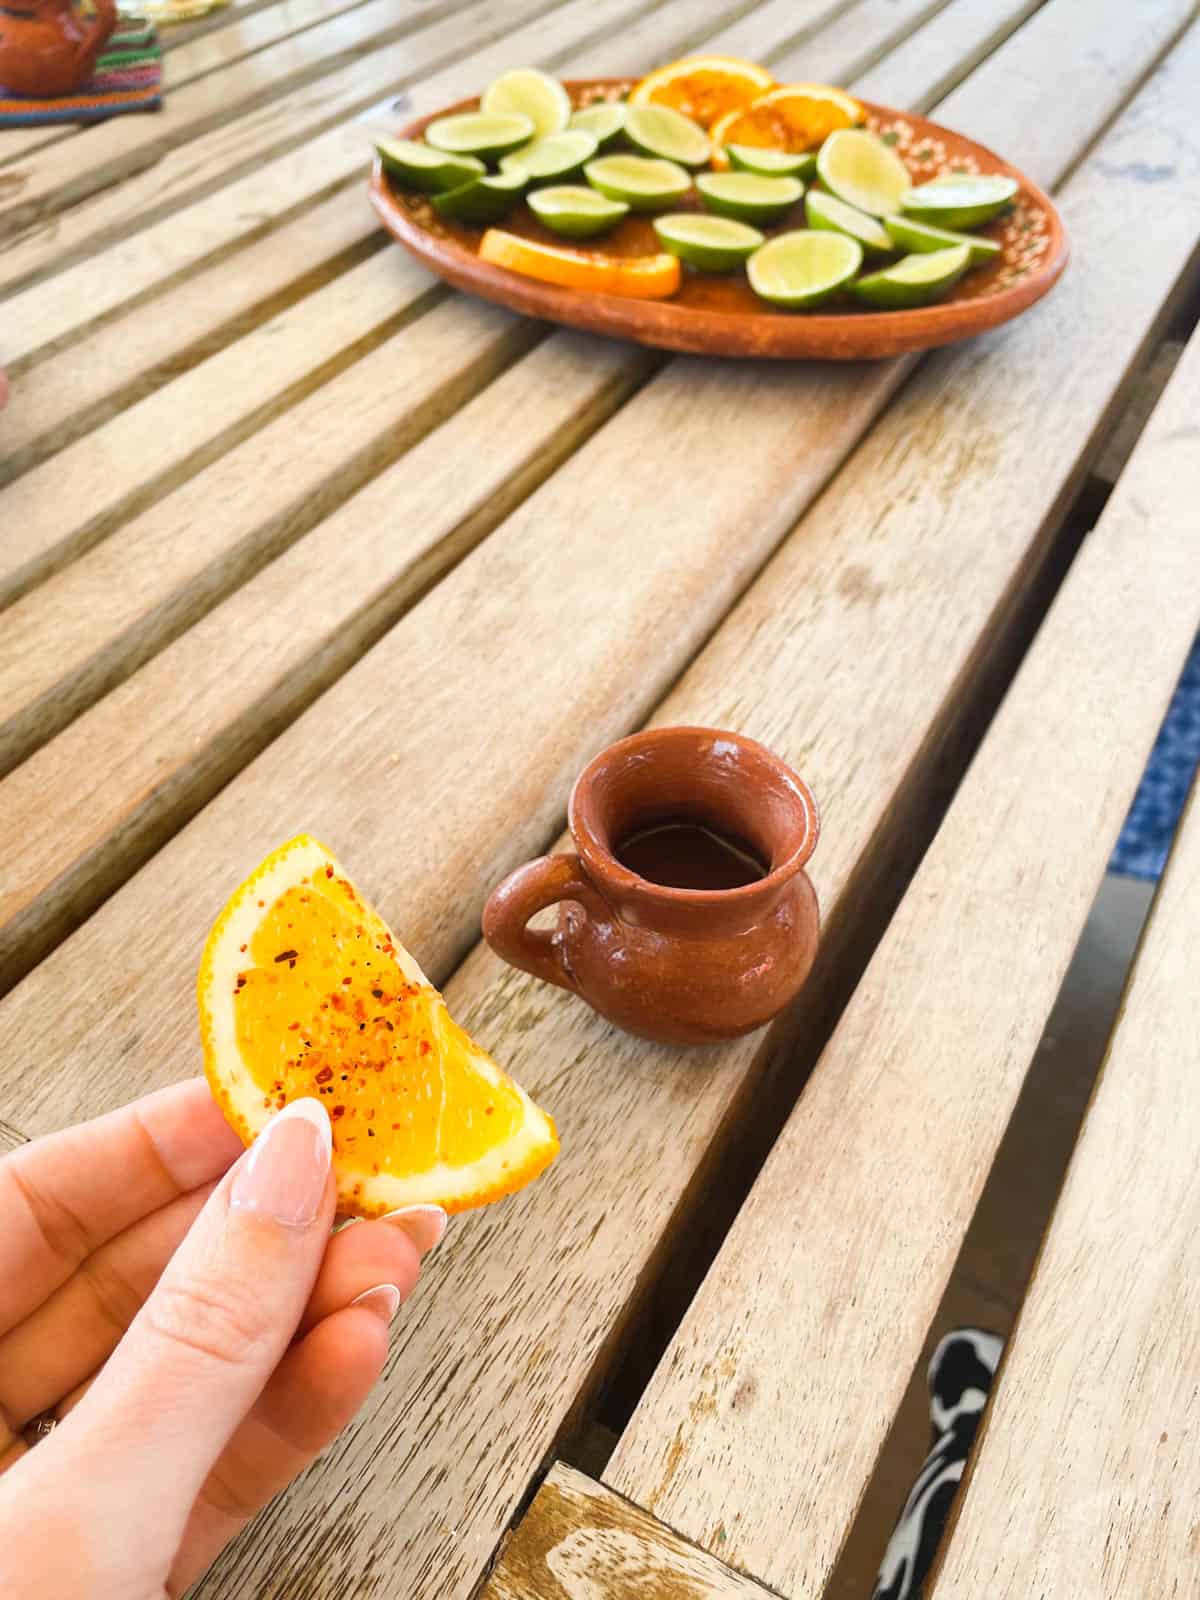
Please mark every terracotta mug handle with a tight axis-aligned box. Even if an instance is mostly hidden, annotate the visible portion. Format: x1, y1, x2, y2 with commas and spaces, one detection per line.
84, 0, 119, 67
482, 853, 610, 994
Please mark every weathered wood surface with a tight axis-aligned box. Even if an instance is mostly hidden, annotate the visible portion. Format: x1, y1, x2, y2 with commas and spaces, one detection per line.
480, 1464, 773, 1600
605, 140, 1200, 1600
853, 0, 1046, 109
0, 13, 1186, 1600
0, 1120, 24, 1156
930, 742, 1200, 1595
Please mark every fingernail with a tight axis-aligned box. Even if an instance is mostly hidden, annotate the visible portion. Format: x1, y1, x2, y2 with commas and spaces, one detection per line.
350, 1283, 402, 1324
382, 1204, 447, 1255
231, 1099, 331, 1227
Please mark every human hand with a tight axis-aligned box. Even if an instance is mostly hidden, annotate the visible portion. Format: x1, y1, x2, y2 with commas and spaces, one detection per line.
0, 1080, 445, 1598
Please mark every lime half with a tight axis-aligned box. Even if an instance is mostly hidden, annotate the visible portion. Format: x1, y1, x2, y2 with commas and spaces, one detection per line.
696, 171, 803, 225
374, 138, 484, 193
883, 213, 1000, 267
654, 213, 764, 271
625, 103, 711, 168
584, 153, 691, 211
727, 144, 816, 180
748, 229, 863, 309
569, 101, 627, 150
851, 244, 970, 308
432, 170, 524, 224
902, 173, 1018, 229
425, 111, 535, 160
500, 128, 597, 184
528, 184, 629, 238
805, 189, 893, 254
816, 128, 911, 216
481, 68, 571, 139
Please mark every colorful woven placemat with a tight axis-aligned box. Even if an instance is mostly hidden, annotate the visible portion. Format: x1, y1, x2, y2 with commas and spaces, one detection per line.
0, 14, 162, 124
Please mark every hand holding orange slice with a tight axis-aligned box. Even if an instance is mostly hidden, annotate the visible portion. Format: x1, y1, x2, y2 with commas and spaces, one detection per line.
711, 83, 865, 157
630, 55, 773, 127
479, 229, 681, 298
198, 835, 558, 1217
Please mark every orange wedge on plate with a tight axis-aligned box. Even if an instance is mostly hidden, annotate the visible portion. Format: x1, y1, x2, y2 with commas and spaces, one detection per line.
198, 835, 559, 1217
711, 83, 864, 155
479, 229, 681, 298
629, 55, 774, 128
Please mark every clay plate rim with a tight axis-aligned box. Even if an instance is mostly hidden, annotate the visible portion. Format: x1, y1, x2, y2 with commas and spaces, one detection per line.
369, 81, 1069, 361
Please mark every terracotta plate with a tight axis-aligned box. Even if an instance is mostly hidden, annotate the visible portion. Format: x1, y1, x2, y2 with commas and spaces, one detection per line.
369, 80, 1068, 361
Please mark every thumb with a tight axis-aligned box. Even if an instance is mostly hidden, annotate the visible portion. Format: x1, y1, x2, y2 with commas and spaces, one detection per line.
56, 1098, 335, 1561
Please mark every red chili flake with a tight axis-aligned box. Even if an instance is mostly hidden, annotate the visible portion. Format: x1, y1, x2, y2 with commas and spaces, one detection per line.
315, 1066, 333, 1085
391, 1123, 400, 1130
234, 975, 246, 992
366, 1109, 375, 1122
371, 988, 384, 999
274, 949, 299, 966
257, 899, 265, 908
331, 1105, 346, 1120
485, 1106, 494, 1116
325, 865, 334, 878
239, 943, 247, 953
287, 1021, 300, 1031
418, 1040, 431, 1056
341, 977, 352, 987
367, 1128, 375, 1138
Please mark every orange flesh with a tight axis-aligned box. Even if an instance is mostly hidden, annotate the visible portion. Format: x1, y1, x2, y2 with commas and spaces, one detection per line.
644, 71, 766, 126
234, 868, 524, 1175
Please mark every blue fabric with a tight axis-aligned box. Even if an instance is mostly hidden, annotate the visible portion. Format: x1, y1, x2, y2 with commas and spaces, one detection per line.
1111, 631, 1200, 881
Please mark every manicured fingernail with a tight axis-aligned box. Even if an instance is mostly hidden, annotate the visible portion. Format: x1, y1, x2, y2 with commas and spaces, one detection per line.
350, 1283, 402, 1324
231, 1099, 331, 1227
381, 1204, 447, 1255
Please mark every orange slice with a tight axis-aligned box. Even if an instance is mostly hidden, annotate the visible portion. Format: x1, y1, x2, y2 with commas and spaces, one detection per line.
711, 83, 864, 156
198, 835, 558, 1217
629, 54, 773, 128
479, 229, 681, 298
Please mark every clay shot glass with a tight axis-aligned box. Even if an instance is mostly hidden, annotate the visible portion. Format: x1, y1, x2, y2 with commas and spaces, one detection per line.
481, 726, 820, 1046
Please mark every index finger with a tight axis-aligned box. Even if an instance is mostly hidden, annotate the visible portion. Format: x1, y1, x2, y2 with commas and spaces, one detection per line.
0, 1078, 242, 1337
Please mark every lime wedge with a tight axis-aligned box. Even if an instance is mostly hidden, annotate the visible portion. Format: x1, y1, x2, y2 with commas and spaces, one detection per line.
584, 154, 691, 211
805, 189, 893, 254
902, 173, 1018, 229
747, 229, 862, 309
816, 128, 911, 216
500, 128, 597, 185
425, 111, 535, 161
481, 68, 571, 139
727, 144, 816, 180
696, 171, 803, 225
528, 184, 629, 238
569, 102, 627, 151
625, 103, 711, 168
850, 244, 971, 308
653, 213, 764, 271
432, 170, 525, 224
374, 138, 485, 193
883, 213, 1001, 267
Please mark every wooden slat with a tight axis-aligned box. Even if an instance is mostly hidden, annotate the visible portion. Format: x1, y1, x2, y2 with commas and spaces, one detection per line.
935, 0, 1193, 186
0, 291, 531, 782
930, 757, 1200, 1592
852, 0, 1047, 109
703, 0, 854, 60
480, 1465, 773, 1600
0, 0, 616, 308
0, 15, 1183, 1600
604, 111, 1200, 1600
0, 323, 652, 991
0, 1119, 24, 1156
0, 248, 437, 609
788, 0, 954, 83
0, 0, 466, 237
0, 184, 381, 481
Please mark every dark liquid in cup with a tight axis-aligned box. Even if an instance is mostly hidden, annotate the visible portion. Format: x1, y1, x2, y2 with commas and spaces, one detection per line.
615, 818, 768, 891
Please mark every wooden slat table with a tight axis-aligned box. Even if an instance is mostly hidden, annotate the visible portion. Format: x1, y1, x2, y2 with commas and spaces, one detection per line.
2, 2, 1198, 1596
